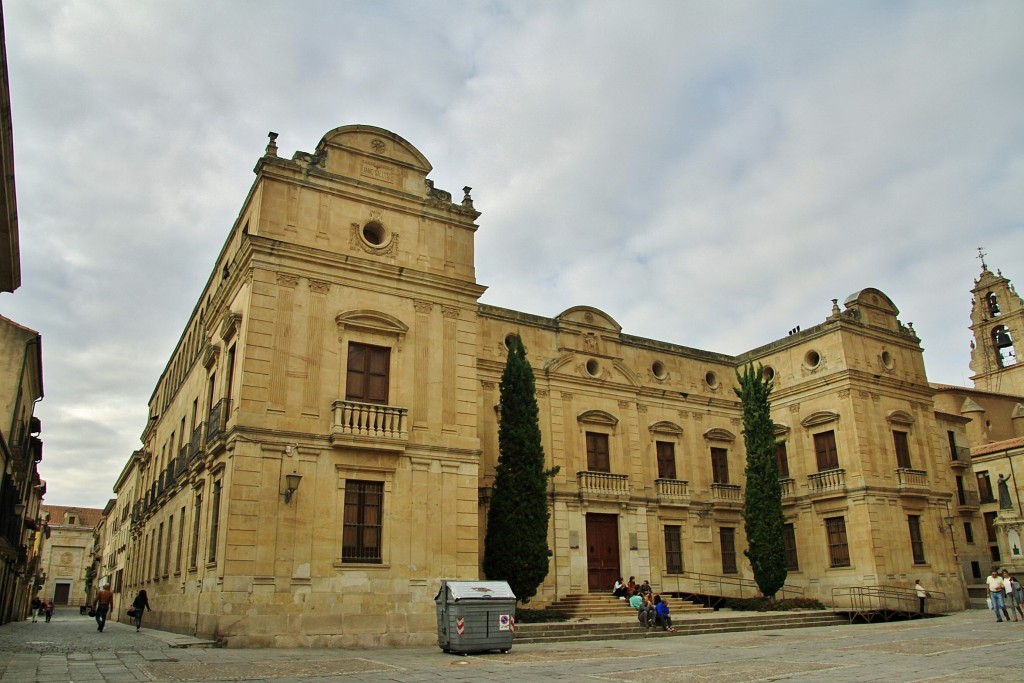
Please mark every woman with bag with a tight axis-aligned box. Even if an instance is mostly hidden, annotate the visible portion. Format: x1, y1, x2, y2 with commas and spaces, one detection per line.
129, 590, 151, 632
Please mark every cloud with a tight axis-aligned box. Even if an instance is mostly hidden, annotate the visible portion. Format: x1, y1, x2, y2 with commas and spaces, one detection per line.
3, 0, 1022, 507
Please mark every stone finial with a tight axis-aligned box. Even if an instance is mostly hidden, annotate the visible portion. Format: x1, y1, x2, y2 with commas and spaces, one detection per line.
462, 186, 474, 208
830, 298, 841, 318
266, 131, 279, 157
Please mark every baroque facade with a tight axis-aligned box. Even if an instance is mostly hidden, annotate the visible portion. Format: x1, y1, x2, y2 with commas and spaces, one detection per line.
113, 125, 981, 646
35, 505, 104, 606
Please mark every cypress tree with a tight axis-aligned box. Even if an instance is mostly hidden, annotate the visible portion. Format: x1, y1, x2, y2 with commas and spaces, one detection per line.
735, 362, 787, 599
482, 333, 552, 603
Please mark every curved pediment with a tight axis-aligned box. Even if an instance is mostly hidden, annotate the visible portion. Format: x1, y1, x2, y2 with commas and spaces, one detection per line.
336, 310, 409, 338
577, 409, 619, 427
801, 410, 840, 428
319, 124, 432, 173
773, 423, 791, 436
649, 420, 684, 435
556, 306, 622, 333
886, 409, 915, 425
702, 427, 736, 443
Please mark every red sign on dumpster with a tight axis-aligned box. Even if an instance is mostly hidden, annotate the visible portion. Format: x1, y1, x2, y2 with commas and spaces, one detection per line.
456, 616, 465, 636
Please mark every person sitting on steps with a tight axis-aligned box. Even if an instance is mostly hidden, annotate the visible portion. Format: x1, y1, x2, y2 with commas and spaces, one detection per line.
613, 577, 629, 599
653, 594, 675, 632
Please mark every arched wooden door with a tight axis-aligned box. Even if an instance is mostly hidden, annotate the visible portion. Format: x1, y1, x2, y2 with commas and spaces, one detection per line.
586, 513, 620, 592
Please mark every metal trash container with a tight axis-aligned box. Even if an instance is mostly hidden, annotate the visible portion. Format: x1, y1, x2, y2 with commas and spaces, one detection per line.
435, 580, 516, 654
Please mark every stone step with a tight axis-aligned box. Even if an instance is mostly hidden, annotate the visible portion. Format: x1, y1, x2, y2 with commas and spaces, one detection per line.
514, 611, 847, 644
546, 593, 713, 618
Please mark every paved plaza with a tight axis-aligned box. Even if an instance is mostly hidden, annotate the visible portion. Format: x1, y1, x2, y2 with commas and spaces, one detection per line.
1, 607, 1023, 682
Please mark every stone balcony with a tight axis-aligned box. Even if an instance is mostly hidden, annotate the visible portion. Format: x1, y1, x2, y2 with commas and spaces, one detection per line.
655, 478, 690, 505
710, 482, 742, 506
330, 400, 408, 451
896, 467, 929, 497
577, 471, 629, 500
779, 477, 796, 498
808, 468, 846, 498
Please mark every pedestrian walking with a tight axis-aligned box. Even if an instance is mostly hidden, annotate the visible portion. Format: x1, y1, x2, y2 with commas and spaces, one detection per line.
1002, 570, 1024, 621
128, 590, 151, 632
93, 584, 114, 632
987, 569, 1011, 622
29, 595, 41, 623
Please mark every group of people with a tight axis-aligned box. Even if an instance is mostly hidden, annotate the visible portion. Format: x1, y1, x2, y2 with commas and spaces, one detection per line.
28, 595, 54, 623
614, 576, 676, 632
92, 584, 152, 632
986, 569, 1024, 623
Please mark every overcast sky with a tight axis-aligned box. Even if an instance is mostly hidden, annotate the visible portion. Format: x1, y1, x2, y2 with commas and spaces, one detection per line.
3, 1, 1022, 509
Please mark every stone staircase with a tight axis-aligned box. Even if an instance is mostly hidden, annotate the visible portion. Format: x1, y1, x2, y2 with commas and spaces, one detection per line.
544, 593, 713, 619
514, 610, 848, 645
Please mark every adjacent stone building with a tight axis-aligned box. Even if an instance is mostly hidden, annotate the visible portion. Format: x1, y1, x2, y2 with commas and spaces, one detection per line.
36, 505, 105, 607
113, 124, 990, 646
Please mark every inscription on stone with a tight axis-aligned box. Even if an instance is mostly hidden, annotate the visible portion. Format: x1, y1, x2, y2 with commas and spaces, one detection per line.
361, 162, 394, 184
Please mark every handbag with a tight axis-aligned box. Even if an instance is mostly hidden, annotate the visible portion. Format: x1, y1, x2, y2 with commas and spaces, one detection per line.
127, 607, 137, 617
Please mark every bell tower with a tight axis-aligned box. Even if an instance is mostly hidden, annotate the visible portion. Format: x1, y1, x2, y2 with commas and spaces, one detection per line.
969, 251, 1024, 395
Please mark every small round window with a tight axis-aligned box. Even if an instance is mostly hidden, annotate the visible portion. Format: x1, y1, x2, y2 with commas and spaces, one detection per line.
362, 220, 387, 246
762, 366, 776, 382
652, 360, 667, 380
880, 350, 894, 370
705, 371, 719, 389
804, 350, 821, 369
586, 359, 601, 377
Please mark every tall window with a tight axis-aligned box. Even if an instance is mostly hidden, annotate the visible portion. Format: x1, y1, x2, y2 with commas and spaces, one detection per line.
814, 431, 839, 471
208, 480, 222, 564
224, 343, 237, 401
189, 493, 203, 569
783, 523, 799, 571
956, 475, 967, 505
947, 430, 959, 461
343, 480, 383, 563
893, 431, 912, 469
153, 527, 162, 580
719, 527, 737, 574
164, 515, 174, 576
776, 442, 790, 478
825, 516, 851, 568
346, 342, 390, 404
711, 447, 729, 484
977, 471, 995, 503
586, 432, 610, 472
656, 441, 676, 479
664, 525, 683, 574
908, 515, 925, 564
963, 521, 975, 544
175, 507, 185, 573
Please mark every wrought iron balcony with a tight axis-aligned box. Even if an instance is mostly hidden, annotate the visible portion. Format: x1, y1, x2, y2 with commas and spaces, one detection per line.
577, 471, 629, 498
808, 468, 846, 496
655, 478, 690, 503
330, 400, 408, 448
205, 399, 231, 446
956, 488, 981, 510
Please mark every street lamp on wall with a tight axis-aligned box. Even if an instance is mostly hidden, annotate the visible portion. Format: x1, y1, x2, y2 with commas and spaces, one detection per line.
283, 472, 302, 504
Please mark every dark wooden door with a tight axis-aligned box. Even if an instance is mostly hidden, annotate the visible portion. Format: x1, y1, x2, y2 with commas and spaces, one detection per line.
586, 513, 620, 592
53, 583, 70, 605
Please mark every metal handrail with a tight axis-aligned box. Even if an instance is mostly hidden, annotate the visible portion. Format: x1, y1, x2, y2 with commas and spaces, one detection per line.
831, 584, 947, 618
660, 570, 804, 601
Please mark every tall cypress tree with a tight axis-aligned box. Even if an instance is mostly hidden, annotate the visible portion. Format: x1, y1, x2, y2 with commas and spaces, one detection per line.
482, 333, 552, 602
735, 362, 787, 599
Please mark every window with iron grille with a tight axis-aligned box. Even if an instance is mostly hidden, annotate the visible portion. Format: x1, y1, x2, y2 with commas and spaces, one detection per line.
208, 480, 222, 564
586, 432, 610, 472
825, 516, 850, 568
783, 523, 799, 571
343, 480, 383, 563
664, 525, 683, 574
189, 493, 202, 569
720, 527, 737, 574
908, 515, 925, 564
656, 441, 677, 479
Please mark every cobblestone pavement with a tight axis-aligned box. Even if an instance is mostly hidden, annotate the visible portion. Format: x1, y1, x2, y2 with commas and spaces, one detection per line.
2, 607, 1024, 682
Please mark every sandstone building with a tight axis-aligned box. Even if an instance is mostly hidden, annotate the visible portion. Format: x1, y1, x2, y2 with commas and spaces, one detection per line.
36, 505, 104, 606
111, 124, 989, 646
